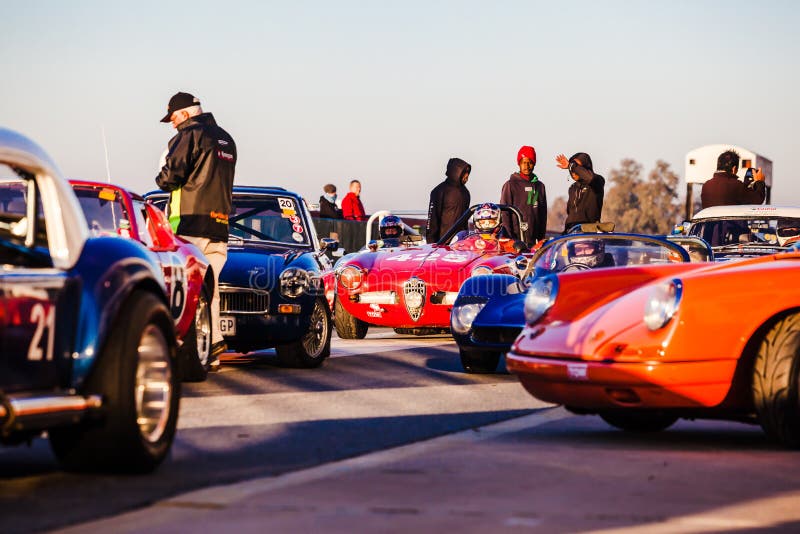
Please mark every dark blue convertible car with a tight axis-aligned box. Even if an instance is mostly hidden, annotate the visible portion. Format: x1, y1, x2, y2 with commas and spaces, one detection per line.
148, 186, 338, 367
451, 228, 711, 373
0, 128, 179, 472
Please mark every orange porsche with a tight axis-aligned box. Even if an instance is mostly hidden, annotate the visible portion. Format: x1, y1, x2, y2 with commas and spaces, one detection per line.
506, 252, 800, 447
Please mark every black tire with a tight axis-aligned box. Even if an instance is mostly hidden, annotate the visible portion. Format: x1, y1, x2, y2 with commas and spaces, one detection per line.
599, 411, 678, 433
276, 297, 332, 368
334, 296, 368, 339
50, 291, 180, 473
178, 282, 213, 382
460, 349, 501, 374
753, 313, 800, 448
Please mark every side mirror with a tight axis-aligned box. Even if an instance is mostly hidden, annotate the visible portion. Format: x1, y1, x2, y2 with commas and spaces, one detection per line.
320, 237, 339, 252
515, 255, 529, 272
367, 239, 380, 252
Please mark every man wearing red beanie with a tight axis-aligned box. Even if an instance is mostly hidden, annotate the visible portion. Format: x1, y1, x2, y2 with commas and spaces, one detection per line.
500, 145, 548, 246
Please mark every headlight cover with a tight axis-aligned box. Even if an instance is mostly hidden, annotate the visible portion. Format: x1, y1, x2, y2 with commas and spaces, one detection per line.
338, 265, 363, 291
643, 279, 683, 331
471, 265, 493, 277
280, 267, 310, 298
451, 301, 488, 335
524, 276, 558, 325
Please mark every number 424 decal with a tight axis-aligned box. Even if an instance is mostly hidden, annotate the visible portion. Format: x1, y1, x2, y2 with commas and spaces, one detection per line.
28, 303, 56, 361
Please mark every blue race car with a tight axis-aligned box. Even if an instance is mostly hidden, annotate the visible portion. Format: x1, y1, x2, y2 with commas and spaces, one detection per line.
0, 128, 179, 472
147, 186, 338, 367
451, 227, 711, 373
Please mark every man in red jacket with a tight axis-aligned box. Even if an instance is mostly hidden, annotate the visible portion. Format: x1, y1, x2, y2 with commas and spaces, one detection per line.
342, 179, 367, 220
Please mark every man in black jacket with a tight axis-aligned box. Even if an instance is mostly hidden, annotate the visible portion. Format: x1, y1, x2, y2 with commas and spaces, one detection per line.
500, 145, 547, 246
156, 91, 236, 369
319, 184, 342, 218
700, 150, 766, 209
557, 152, 605, 233
426, 157, 471, 242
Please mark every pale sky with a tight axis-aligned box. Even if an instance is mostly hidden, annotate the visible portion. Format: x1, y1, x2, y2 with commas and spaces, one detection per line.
2, 0, 798, 213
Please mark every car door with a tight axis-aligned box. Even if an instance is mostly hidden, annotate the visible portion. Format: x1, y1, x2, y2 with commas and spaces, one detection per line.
0, 176, 73, 392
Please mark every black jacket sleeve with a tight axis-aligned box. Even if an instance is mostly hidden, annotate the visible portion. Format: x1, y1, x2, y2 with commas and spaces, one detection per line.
426, 186, 442, 242
499, 180, 518, 238
537, 181, 548, 241
155, 131, 195, 192
741, 180, 766, 204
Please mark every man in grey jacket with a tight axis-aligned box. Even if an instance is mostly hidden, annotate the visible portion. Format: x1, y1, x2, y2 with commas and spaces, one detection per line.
156, 91, 236, 370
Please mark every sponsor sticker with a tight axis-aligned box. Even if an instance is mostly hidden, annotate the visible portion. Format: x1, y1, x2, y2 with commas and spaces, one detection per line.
99, 188, 116, 201
292, 231, 304, 242
366, 303, 384, 318
292, 223, 304, 233
289, 215, 301, 224
567, 363, 588, 380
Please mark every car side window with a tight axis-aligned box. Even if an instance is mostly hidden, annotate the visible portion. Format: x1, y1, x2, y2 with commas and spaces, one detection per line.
132, 200, 155, 247
0, 171, 52, 267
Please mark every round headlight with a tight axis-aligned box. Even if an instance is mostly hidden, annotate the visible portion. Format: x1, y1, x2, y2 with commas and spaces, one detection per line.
471, 265, 494, 277
338, 265, 363, 291
524, 276, 558, 324
643, 279, 682, 331
280, 267, 310, 298
451, 302, 488, 335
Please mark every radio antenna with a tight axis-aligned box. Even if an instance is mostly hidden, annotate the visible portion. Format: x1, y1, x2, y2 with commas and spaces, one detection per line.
101, 125, 112, 183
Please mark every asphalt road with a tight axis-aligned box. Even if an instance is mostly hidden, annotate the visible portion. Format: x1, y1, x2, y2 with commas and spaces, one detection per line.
0, 330, 543, 533
3, 330, 800, 533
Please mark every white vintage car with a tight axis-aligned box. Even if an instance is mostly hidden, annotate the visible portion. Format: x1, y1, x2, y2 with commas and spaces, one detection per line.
688, 205, 800, 261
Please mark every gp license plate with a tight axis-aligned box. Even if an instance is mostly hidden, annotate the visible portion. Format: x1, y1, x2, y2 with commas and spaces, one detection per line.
219, 317, 236, 337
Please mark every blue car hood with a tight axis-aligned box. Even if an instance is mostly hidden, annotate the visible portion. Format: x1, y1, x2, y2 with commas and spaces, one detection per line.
473, 292, 526, 329
220, 244, 304, 289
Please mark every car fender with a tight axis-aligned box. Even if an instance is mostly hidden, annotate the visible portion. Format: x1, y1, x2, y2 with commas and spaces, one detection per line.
68, 237, 168, 388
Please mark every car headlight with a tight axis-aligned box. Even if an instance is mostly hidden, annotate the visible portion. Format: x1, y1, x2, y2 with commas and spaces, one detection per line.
643, 279, 682, 331
471, 265, 494, 277
451, 301, 488, 335
280, 267, 310, 298
338, 265, 364, 291
524, 276, 558, 324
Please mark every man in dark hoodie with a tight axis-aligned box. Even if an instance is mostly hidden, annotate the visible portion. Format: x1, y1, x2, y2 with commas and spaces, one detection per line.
318, 183, 342, 218
500, 145, 547, 246
557, 152, 605, 233
426, 157, 471, 242
700, 150, 766, 209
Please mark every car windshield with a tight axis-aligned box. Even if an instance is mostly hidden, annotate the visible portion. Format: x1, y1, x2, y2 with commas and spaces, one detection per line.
689, 217, 800, 247
229, 195, 309, 246
72, 186, 131, 236
529, 235, 687, 275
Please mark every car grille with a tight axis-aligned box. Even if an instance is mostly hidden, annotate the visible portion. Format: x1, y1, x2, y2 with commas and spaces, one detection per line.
403, 277, 426, 322
472, 326, 522, 345
220, 289, 269, 314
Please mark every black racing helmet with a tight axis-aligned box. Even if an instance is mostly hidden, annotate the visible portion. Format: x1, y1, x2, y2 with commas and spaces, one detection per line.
567, 238, 606, 267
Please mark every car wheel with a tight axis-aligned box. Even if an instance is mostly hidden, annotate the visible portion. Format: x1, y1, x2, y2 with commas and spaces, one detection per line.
599, 411, 678, 432
276, 297, 332, 368
178, 282, 212, 382
460, 349, 501, 374
334, 296, 368, 339
50, 291, 179, 473
753, 313, 800, 448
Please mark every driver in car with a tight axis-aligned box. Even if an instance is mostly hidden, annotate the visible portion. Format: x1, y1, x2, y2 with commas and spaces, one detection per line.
378, 215, 405, 248
777, 224, 800, 247
471, 203, 521, 253
566, 239, 615, 269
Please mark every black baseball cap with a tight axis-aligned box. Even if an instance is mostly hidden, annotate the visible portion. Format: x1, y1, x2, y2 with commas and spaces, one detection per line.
160, 92, 201, 122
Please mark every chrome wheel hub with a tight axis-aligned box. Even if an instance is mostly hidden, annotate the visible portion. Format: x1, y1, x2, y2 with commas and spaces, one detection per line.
135, 325, 172, 443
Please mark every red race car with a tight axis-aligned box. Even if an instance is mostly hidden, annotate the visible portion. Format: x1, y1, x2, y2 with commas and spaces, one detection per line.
70, 180, 214, 381
334, 203, 531, 338
507, 250, 800, 447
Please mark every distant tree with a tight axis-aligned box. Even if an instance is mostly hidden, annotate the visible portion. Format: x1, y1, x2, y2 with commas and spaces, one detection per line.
602, 159, 682, 234
547, 196, 567, 234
